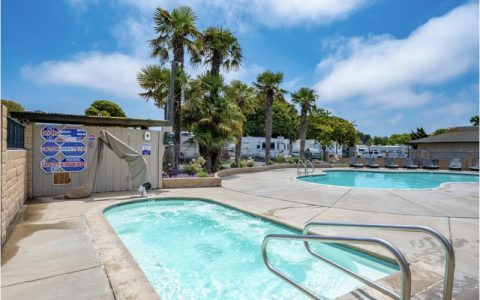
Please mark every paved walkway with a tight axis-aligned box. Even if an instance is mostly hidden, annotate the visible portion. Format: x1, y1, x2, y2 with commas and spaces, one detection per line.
1, 168, 478, 299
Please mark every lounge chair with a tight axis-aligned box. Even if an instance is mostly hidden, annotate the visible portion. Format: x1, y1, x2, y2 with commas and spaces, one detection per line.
403, 158, 419, 169
470, 160, 479, 171
349, 157, 364, 168
366, 158, 379, 168
423, 159, 439, 170
448, 158, 462, 171
384, 157, 399, 169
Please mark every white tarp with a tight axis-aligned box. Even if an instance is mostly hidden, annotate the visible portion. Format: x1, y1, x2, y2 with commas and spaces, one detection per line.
65, 130, 151, 199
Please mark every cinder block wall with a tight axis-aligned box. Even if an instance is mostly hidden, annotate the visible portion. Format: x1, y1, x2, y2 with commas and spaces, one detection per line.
1, 105, 28, 245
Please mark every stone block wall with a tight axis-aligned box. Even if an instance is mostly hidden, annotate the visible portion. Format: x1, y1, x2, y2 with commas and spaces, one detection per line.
1, 105, 28, 244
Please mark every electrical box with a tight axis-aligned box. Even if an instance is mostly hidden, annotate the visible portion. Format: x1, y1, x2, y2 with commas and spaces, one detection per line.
163, 132, 175, 145
144, 131, 151, 141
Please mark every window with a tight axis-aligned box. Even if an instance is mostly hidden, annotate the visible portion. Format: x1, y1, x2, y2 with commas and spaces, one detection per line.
7, 117, 24, 149
53, 172, 71, 185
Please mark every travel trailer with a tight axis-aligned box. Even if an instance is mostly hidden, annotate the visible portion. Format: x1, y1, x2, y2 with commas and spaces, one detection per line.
228, 136, 290, 160
292, 140, 343, 159
352, 145, 409, 158
179, 132, 200, 160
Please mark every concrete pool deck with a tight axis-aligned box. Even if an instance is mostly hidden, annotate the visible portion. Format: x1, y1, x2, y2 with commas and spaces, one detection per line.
1, 168, 478, 299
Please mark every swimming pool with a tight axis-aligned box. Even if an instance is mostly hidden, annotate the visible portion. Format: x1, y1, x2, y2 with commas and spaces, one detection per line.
105, 199, 398, 299
297, 170, 479, 189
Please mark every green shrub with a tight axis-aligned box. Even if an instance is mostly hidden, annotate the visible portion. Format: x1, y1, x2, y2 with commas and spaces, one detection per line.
197, 170, 208, 177
276, 156, 286, 164
246, 160, 254, 167
182, 164, 198, 175
267, 160, 274, 165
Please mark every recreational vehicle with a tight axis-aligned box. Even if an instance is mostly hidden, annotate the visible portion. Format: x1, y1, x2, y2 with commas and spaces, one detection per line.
228, 136, 290, 160
352, 145, 409, 158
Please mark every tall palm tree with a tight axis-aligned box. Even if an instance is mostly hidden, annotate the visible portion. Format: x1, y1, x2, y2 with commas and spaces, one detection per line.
254, 71, 285, 163
225, 80, 257, 165
197, 27, 242, 76
137, 65, 170, 110
291, 87, 318, 159
149, 6, 201, 171
183, 74, 243, 173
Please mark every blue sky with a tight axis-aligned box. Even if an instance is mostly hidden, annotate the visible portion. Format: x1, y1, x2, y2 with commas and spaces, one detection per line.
2, 0, 479, 136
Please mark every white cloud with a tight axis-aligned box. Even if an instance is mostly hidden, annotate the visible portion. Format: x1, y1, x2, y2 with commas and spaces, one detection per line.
387, 113, 403, 125
117, 0, 370, 29
22, 52, 152, 99
314, 3, 479, 108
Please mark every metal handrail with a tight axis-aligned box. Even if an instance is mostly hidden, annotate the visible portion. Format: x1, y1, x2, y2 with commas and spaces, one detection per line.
305, 159, 315, 174
303, 222, 455, 300
297, 160, 306, 175
262, 234, 411, 300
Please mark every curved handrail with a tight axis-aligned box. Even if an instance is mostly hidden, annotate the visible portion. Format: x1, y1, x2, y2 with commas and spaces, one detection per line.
297, 160, 306, 175
305, 159, 315, 174
262, 234, 411, 300
303, 222, 455, 300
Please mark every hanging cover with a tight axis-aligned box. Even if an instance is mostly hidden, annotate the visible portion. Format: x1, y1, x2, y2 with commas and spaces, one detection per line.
65, 130, 151, 199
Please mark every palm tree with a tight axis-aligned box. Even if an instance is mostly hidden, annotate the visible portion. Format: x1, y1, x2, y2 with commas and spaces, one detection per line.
225, 80, 257, 165
149, 6, 201, 171
254, 71, 285, 163
291, 87, 318, 159
137, 65, 170, 110
197, 27, 242, 76
183, 74, 243, 173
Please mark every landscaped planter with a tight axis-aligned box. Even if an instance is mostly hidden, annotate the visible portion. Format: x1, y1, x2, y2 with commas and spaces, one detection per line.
162, 176, 222, 188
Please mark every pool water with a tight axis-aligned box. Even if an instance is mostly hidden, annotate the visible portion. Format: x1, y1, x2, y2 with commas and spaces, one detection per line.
105, 199, 398, 299
297, 170, 479, 189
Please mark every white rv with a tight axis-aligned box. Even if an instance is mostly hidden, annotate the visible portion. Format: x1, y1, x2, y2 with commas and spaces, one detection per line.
228, 136, 290, 159
292, 140, 343, 159
179, 132, 200, 160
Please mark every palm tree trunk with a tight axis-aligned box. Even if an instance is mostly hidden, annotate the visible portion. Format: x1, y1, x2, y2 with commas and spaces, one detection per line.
172, 39, 185, 172
204, 149, 212, 173
235, 135, 242, 165
210, 149, 221, 173
299, 109, 307, 159
264, 90, 274, 163
210, 51, 222, 76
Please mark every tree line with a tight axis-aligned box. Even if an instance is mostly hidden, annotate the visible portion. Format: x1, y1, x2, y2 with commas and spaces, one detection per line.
136, 6, 357, 173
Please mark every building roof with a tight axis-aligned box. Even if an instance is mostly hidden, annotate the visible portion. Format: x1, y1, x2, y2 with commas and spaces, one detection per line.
410, 126, 479, 144
10, 111, 167, 129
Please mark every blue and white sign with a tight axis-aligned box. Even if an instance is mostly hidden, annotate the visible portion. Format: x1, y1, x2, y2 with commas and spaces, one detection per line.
41, 126, 60, 141
56, 127, 87, 144
40, 142, 60, 157
141, 143, 151, 155
40, 157, 61, 173
60, 157, 87, 172
60, 142, 87, 157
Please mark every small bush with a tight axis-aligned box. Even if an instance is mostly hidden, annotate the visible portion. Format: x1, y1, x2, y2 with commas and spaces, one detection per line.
267, 160, 274, 165
246, 160, 254, 167
276, 156, 286, 164
182, 164, 198, 175
197, 170, 208, 177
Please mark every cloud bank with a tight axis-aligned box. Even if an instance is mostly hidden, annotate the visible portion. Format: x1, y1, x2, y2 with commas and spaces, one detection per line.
314, 3, 479, 108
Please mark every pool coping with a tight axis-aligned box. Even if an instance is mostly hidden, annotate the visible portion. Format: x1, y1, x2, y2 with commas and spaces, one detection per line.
85, 195, 447, 300
294, 168, 480, 191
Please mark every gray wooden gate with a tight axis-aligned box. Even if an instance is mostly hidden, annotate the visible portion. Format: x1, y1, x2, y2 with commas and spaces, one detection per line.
31, 124, 163, 197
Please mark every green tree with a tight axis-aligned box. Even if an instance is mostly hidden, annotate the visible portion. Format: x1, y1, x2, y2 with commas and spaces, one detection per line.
470, 115, 479, 126
244, 101, 298, 141
291, 87, 317, 159
149, 6, 201, 171
182, 74, 243, 173
254, 71, 285, 162
431, 128, 450, 136
225, 80, 257, 165
85, 100, 126, 117
1, 99, 24, 112
198, 27, 242, 76
137, 65, 171, 110
410, 127, 428, 140
387, 133, 411, 145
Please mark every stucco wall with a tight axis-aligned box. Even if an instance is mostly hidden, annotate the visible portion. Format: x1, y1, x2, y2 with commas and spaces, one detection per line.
1, 105, 28, 244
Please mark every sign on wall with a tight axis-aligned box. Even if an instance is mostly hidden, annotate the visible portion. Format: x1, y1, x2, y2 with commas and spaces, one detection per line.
141, 143, 151, 155
60, 157, 87, 172
40, 142, 60, 157
60, 142, 87, 157
40, 157, 61, 173
56, 127, 87, 143
41, 126, 60, 141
